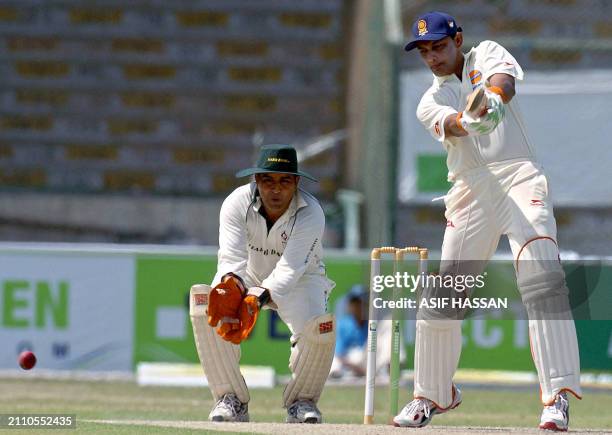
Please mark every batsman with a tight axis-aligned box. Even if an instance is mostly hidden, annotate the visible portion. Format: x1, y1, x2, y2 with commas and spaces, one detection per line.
189, 144, 336, 423
395, 11, 582, 431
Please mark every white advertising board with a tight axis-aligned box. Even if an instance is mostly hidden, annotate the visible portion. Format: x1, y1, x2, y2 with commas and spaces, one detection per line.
0, 251, 134, 371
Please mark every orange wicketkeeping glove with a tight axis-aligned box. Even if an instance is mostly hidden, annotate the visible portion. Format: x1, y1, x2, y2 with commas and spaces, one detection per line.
207, 273, 246, 331
238, 295, 260, 341
217, 295, 261, 344
217, 287, 269, 345
216, 320, 243, 344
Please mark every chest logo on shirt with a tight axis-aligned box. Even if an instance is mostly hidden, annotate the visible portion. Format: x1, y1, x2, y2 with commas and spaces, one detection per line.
417, 19, 428, 36
469, 70, 482, 89
248, 243, 282, 257
281, 231, 288, 244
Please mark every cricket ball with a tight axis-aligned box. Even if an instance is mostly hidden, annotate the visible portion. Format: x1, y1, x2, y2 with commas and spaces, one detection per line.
18, 351, 36, 370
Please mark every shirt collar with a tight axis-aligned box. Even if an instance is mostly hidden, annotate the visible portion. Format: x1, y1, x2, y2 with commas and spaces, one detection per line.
250, 183, 308, 218
435, 73, 454, 84
434, 51, 472, 84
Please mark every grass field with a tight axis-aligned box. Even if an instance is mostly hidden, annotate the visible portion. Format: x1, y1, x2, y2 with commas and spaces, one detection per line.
1, 378, 611, 434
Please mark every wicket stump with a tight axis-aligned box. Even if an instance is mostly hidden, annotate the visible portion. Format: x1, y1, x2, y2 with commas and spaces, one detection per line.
363, 246, 428, 424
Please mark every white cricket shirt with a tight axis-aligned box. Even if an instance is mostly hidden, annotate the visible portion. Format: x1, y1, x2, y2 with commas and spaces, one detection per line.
212, 183, 333, 303
416, 40, 537, 181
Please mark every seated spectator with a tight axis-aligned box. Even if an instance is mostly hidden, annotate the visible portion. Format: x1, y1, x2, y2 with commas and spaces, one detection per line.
330, 284, 407, 379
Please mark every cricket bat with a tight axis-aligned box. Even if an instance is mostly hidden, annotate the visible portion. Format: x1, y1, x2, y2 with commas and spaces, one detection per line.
465, 87, 487, 117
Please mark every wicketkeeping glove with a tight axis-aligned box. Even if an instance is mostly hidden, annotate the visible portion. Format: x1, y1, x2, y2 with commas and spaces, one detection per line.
217, 286, 270, 345
207, 273, 246, 332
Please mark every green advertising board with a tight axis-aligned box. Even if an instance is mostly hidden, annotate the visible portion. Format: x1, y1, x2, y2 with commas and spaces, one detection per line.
134, 253, 370, 374
134, 252, 612, 374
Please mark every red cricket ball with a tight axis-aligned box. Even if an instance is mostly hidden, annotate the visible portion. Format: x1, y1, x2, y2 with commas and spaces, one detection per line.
18, 351, 36, 370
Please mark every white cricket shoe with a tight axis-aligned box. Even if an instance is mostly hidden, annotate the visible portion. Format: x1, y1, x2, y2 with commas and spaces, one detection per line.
209, 393, 249, 422
539, 392, 569, 432
286, 399, 323, 424
393, 386, 462, 428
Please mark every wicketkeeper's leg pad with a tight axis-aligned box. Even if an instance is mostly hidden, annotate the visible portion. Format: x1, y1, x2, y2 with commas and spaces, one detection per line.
282, 313, 335, 408
189, 284, 249, 403
515, 238, 582, 404
413, 318, 462, 409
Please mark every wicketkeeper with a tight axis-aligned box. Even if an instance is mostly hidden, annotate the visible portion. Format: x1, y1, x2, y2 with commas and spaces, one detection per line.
189, 144, 336, 423
395, 12, 582, 431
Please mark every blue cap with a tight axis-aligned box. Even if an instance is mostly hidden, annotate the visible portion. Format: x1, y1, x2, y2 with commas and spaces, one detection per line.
404, 11, 462, 52
347, 284, 367, 298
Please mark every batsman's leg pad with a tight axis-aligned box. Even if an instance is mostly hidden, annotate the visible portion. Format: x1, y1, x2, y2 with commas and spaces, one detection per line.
413, 318, 462, 409
283, 313, 335, 408
516, 239, 581, 404
189, 284, 249, 403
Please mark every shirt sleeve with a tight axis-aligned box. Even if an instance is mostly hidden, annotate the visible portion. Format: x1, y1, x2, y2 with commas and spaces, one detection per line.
212, 189, 249, 286
416, 87, 458, 144
478, 40, 524, 82
261, 204, 325, 302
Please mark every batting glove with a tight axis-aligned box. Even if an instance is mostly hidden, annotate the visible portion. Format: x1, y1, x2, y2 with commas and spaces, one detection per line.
458, 89, 505, 136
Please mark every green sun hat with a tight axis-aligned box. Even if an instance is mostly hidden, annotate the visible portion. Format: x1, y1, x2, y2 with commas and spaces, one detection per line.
235, 144, 318, 182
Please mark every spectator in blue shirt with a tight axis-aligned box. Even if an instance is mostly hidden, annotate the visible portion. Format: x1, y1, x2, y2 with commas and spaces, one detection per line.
329, 284, 406, 379
330, 286, 368, 377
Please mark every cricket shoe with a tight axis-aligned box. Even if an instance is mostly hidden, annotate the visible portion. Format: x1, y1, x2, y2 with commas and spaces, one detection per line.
539, 392, 569, 432
209, 393, 249, 422
286, 399, 322, 423
393, 386, 462, 428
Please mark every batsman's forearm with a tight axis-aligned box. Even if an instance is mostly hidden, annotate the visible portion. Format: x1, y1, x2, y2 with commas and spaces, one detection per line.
488, 73, 515, 103
444, 113, 469, 138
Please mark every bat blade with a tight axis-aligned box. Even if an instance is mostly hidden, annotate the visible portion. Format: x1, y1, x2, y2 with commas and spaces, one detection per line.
465, 87, 486, 117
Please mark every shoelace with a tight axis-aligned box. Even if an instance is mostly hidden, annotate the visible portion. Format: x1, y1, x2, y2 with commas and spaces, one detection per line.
555, 394, 569, 412
219, 394, 242, 414
404, 398, 431, 419
545, 393, 568, 416
289, 400, 315, 415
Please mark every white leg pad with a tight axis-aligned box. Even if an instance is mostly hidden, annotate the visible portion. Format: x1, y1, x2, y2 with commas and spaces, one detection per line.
413, 318, 462, 409
529, 317, 582, 404
516, 239, 582, 404
283, 313, 335, 407
189, 284, 249, 403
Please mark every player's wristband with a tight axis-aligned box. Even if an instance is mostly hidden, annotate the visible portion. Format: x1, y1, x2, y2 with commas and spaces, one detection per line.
247, 286, 271, 308
487, 86, 509, 104
455, 112, 467, 133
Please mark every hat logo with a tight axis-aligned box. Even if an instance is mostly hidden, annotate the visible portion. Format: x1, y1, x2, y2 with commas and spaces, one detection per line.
235, 144, 318, 182
267, 157, 290, 163
417, 19, 428, 36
